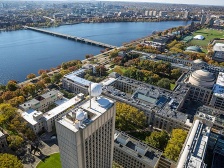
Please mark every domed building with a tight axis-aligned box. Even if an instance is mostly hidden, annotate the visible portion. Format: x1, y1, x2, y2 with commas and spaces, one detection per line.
193, 35, 205, 40
191, 59, 207, 70
188, 69, 215, 88
185, 46, 202, 53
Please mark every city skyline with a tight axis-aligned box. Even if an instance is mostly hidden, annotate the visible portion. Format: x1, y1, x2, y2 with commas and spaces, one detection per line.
5, 0, 224, 6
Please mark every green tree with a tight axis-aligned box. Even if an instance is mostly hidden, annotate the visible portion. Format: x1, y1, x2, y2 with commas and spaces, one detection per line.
145, 130, 169, 150
116, 102, 146, 131
0, 153, 23, 168
171, 68, 182, 79
7, 135, 24, 149
164, 129, 187, 161
6, 81, 17, 91
0, 103, 17, 126
157, 78, 171, 90
51, 73, 62, 84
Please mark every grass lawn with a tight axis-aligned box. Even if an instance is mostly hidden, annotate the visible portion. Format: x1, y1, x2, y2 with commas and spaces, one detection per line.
37, 153, 62, 168
170, 83, 176, 90
188, 28, 224, 51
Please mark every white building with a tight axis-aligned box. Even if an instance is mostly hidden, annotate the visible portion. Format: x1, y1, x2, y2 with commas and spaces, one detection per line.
19, 90, 63, 111
62, 69, 91, 95
22, 93, 84, 134
56, 84, 116, 168
177, 117, 214, 168
210, 72, 224, 110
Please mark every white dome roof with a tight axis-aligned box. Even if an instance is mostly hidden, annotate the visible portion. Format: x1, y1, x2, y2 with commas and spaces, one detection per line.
76, 109, 85, 121
194, 35, 205, 40
89, 83, 102, 97
193, 59, 204, 64
189, 69, 215, 88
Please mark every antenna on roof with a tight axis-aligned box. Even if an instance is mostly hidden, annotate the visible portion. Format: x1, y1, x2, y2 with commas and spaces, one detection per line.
89, 82, 92, 109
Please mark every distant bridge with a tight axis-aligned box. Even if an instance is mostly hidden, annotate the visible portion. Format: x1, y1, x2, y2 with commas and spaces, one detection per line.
24, 26, 117, 49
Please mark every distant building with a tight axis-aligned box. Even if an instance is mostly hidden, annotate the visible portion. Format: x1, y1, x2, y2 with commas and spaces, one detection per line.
193, 35, 205, 40
145, 11, 149, 16
159, 11, 167, 17
200, 15, 206, 25
185, 46, 203, 53
56, 94, 116, 168
184, 11, 189, 19
152, 11, 157, 17
114, 131, 162, 168
149, 11, 153, 17
212, 51, 224, 63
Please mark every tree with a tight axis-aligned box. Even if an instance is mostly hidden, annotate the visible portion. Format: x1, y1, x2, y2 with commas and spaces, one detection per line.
116, 102, 146, 131
7, 135, 24, 149
171, 68, 182, 79
157, 78, 171, 90
22, 83, 36, 97
95, 65, 107, 77
0, 103, 17, 126
26, 73, 36, 80
145, 130, 169, 150
164, 129, 187, 161
0, 153, 23, 168
6, 81, 17, 91
51, 73, 62, 84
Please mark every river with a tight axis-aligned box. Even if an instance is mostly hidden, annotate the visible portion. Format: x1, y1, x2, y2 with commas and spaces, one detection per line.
0, 21, 191, 84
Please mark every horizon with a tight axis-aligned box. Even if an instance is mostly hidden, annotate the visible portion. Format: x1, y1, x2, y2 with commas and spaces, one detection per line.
2, 0, 224, 6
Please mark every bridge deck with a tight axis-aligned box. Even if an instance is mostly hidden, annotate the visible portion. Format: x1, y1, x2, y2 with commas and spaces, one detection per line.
24, 26, 117, 49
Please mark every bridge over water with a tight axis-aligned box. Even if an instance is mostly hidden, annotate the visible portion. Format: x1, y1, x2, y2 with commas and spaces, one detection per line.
24, 26, 117, 49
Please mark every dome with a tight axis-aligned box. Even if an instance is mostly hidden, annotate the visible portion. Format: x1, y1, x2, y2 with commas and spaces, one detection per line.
76, 109, 85, 121
194, 35, 205, 40
193, 59, 204, 64
186, 46, 202, 53
88, 83, 102, 97
188, 69, 215, 88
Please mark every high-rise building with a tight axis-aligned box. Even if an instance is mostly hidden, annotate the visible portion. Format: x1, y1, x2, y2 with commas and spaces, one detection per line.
184, 11, 189, 19
56, 84, 116, 168
145, 11, 149, 16
200, 15, 206, 25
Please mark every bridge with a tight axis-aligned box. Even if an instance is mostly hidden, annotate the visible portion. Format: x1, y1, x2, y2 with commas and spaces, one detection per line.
24, 26, 117, 49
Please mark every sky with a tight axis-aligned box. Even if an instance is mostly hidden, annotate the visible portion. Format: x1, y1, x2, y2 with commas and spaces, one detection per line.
99, 0, 224, 6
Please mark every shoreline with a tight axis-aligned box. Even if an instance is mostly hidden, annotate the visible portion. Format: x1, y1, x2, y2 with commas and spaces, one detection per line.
0, 19, 193, 32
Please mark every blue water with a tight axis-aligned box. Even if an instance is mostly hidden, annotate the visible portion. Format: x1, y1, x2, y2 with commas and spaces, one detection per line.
0, 21, 190, 84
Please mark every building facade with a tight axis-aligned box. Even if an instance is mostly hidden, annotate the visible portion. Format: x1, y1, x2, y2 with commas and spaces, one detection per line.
56, 96, 116, 168
113, 131, 162, 168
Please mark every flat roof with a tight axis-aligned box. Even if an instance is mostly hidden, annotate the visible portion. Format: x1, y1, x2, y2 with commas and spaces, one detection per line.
44, 96, 83, 120
57, 96, 114, 133
41, 90, 61, 99
213, 72, 224, 98
0, 131, 4, 137
114, 131, 162, 167
20, 98, 39, 109
64, 70, 91, 86
22, 109, 41, 125
101, 78, 117, 86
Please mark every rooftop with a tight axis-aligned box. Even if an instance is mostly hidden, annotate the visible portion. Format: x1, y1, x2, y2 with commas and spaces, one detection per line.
186, 46, 202, 53
213, 72, 224, 98
102, 76, 189, 124
44, 96, 83, 120
57, 96, 114, 133
0, 131, 4, 137
64, 69, 91, 87
114, 131, 162, 167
